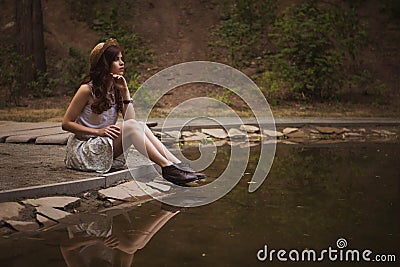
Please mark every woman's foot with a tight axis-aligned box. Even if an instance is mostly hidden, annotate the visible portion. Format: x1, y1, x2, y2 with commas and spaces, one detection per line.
174, 162, 207, 180
161, 165, 198, 185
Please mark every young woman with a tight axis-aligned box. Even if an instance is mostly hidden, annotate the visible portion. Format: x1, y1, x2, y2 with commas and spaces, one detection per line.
62, 38, 205, 185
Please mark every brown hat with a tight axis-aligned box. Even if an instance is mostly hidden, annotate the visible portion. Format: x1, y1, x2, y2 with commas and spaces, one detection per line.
89, 38, 120, 70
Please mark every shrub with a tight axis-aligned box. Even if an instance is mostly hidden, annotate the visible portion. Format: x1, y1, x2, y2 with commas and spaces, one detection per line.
266, 0, 367, 100
209, 0, 277, 67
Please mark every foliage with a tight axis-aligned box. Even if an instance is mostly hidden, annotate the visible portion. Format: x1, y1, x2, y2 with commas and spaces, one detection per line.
28, 71, 52, 98
0, 46, 23, 105
349, 69, 387, 96
54, 46, 89, 94
74, 1, 152, 86
265, 0, 367, 100
209, 0, 277, 67
64, 0, 152, 95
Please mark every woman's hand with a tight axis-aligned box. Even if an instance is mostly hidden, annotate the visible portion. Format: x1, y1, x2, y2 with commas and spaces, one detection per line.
98, 125, 121, 139
112, 74, 128, 93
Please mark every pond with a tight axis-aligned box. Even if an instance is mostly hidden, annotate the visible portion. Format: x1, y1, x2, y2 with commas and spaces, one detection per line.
0, 142, 399, 266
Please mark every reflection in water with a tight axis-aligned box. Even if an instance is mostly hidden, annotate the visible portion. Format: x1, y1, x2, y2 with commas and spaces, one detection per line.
0, 202, 181, 267
60, 202, 180, 267
0, 142, 399, 266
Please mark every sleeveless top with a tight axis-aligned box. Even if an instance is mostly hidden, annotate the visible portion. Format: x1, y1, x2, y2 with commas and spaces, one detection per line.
75, 82, 118, 137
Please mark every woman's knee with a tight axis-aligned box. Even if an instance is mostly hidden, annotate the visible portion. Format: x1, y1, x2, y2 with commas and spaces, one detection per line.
123, 119, 145, 133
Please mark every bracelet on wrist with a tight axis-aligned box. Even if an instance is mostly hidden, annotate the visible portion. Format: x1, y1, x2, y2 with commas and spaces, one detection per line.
123, 99, 134, 104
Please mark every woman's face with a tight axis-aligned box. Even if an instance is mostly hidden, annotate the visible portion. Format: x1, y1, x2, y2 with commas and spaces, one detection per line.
110, 52, 124, 75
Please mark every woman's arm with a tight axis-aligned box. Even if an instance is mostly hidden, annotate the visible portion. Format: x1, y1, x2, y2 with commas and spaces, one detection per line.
112, 74, 135, 120
62, 84, 101, 136
62, 84, 121, 139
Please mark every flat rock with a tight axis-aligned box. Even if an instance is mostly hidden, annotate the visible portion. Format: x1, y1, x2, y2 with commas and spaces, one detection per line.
315, 126, 344, 134
0, 202, 25, 220
183, 132, 209, 142
228, 128, 247, 139
181, 131, 195, 137
35, 206, 72, 221
163, 131, 181, 140
5, 127, 66, 143
286, 130, 309, 139
263, 129, 284, 137
36, 214, 57, 227
22, 196, 80, 209
344, 132, 363, 137
98, 186, 133, 201
5, 220, 39, 232
240, 125, 260, 133
201, 128, 228, 139
35, 133, 71, 145
119, 181, 148, 197
135, 181, 162, 196
283, 127, 299, 135
147, 181, 171, 192
371, 129, 396, 135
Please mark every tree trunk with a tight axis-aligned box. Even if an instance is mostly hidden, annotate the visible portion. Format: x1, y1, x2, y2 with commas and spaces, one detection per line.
32, 0, 47, 75
16, 0, 34, 90
16, 0, 47, 98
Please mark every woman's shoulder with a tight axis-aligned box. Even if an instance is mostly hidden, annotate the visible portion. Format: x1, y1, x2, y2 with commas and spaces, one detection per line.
71, 84, 94, 105
77, 83, 93, 96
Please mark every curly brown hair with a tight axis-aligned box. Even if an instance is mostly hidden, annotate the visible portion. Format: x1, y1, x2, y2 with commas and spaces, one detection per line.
82, 45, 124, 114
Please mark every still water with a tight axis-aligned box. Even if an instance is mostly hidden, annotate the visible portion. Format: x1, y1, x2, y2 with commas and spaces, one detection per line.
0, 142, 399, 266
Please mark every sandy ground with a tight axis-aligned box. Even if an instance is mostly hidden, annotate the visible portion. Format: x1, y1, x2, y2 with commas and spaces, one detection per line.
0, 143, 153, 191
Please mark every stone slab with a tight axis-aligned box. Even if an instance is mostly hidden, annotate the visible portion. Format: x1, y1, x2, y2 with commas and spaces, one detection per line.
240, 124, 260, 133
181, 131, 195, 137
5, 220, 40, 232
146, 181, 171, 192
315, 126, 344, 134
36, 214, 57, 227
163, 131, 181, 140
22, 196, 80, 209
183, 132, 209, 142
263, 129, 284, 137
98, 186, 133, 201
119, 181, 148, 197
201, 128, 228, 139
228, 128, 247, 139
0, 202, 24, 220
5, 127, 66, 143
35, 133, 71, 145
283, 127, 299, 135
35, 206, 72, 221
286, 130, 309, 139
135, 181, 162, 196
0, 121, 60, 136
344, 132, 363, 137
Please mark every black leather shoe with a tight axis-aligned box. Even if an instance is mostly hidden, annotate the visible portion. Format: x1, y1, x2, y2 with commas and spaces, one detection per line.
162, 165, 198, 185
174, 162, 207, 180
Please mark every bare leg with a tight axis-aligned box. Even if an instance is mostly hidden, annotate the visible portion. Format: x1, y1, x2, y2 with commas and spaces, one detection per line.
113, 120, 171, 167
142, 123, 181, 163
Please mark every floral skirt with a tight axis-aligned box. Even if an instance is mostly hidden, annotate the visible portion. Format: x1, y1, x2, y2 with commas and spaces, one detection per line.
64, 134, 126, 173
